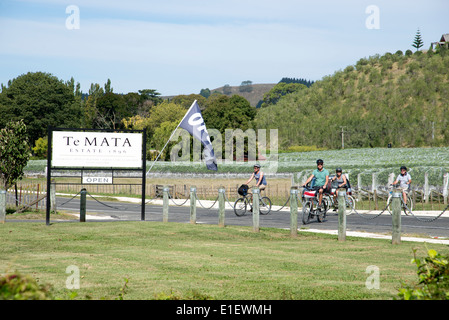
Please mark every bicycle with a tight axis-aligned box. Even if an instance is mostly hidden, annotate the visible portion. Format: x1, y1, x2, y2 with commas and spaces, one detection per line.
300, 187, 329, 224
234, 186, 272, 216
324, 188, 356, 215
386, 184, 413, 215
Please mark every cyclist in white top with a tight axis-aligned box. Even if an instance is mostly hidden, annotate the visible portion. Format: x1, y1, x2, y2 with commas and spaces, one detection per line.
392, 166, 412, 205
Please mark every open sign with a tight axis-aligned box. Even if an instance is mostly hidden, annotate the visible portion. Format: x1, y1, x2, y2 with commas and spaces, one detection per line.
82, 177, 112, 184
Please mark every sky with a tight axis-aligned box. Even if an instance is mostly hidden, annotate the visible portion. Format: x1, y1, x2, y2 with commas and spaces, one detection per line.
0, 0, 447, 96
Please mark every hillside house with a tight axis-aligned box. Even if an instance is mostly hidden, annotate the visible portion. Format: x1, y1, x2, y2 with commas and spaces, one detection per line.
431, 33, 449, 49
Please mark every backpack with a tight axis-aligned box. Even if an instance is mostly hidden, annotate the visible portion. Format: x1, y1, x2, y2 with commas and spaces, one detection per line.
238, 184, 249, 196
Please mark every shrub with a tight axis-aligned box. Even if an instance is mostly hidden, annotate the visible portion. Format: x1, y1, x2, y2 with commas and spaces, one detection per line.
0, 270, 54, 300
32, 137, 48, 159
397, 249, 449, 300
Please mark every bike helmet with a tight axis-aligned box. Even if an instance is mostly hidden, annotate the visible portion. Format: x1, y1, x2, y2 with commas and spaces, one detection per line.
254, 164, 261, 168
336, 167, 342, 173
400, 166, 407, 171
316, 159, 324, 165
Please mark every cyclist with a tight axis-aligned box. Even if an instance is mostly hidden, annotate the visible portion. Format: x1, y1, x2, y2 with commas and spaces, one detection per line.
245, 164, 267, 191
392, 165, 412, 206
330, 167, 348, 210
302, 159, 329, 210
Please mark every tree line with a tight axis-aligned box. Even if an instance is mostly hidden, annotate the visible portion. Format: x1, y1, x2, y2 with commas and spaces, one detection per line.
0, 74, 260, 160
278, 77, 314, 87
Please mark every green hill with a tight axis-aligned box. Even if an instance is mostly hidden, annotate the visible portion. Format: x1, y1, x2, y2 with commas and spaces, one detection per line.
161, 83, 276, 108
255, 49, 449, 150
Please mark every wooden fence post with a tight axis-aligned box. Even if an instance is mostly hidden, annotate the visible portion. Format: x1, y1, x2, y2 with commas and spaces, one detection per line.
163, 186, 169, 222
218, 187, 225, 227
36, 184, 40, 210
338, 189, 346, 242
443, 173, 448, 205
424, 172, 429, 204
357, 174, 362, 202
372, 173, 378, 210
391, 191, 401, 245
190, 186, 197, 224
289, 188, 298, 238
252, 187, 260, 232
0, 190, 6, 224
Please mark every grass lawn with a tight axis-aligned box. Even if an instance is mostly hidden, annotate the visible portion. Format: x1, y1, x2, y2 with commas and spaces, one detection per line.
1, 220, 447, 300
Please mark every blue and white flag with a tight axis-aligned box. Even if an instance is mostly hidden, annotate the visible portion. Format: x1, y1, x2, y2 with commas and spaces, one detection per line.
179, 100, 218, 171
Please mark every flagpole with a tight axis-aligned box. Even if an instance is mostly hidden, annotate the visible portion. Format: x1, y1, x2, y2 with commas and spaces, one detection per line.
146, 100, 197, 176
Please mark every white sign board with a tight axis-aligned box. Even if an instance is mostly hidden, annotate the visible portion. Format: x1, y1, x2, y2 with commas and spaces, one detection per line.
82, 177, 113, 184
52, 131, 143, 168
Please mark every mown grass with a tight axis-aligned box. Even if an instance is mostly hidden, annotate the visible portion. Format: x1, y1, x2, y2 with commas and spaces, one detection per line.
1, 221, 447, 300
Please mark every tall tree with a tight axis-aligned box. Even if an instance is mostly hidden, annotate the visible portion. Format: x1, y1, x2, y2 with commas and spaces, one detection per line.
199, 88, 211, 98
83, 83, 105, 128
0, 120, 30, 191
0, 72, 81, 146
138, 89, 162, 105
412, 28, 424, 51
95, 93, 132, 130
203, 95, 256, 133
104, 78, 113, 93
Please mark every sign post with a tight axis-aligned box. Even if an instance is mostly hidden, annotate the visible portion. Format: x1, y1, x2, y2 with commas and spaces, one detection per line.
46, 127, 146, 225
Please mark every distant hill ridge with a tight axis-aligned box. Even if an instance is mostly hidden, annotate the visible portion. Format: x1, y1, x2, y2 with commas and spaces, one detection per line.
210, 83, 276, 107
162, 78, 315, 107
160, 83, 275, 107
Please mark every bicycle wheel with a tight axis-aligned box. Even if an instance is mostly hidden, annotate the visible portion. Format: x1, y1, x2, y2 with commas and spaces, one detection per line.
302, 201, 312, 224
408, 196, 413, 211
403, 195, 413, 215
387, 193, 412, 214
322, 197, 330, 213
317, 201, 327, 223
345, 195, 355, 215
234, 198, 247, 216
259, 196, 272, 215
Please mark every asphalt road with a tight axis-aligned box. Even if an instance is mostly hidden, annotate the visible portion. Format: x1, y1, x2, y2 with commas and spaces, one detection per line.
51, 196, 449, 239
